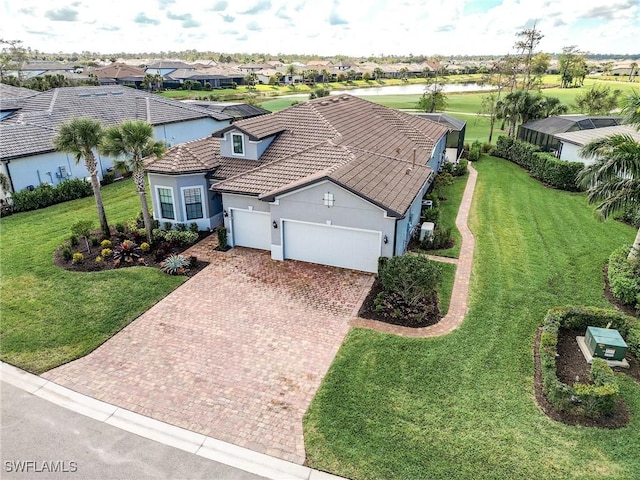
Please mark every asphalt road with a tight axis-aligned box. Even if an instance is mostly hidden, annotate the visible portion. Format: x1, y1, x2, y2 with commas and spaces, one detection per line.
0, 381, 265, 480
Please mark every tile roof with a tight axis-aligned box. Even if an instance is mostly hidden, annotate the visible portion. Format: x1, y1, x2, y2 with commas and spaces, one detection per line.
146, 61, 195, 70
210, 95, 447, 217
149, 95, 447, 216
0, 83, 39, 99
0, 85, 229, 160
90, 63, 145, 79
520, 115, 622, 135
182, 101, 269, 120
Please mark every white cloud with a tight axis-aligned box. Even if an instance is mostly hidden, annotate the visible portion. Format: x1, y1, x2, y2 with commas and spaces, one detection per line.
1, 0, 637, 56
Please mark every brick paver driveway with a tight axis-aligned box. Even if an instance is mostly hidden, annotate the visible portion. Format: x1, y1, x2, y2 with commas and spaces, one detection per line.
43, 238, 373, 464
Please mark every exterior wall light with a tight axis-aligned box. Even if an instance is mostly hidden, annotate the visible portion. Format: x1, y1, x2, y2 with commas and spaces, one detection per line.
223, 210, 228, 217
383, 235, 388, 244
272, 221, 278, 229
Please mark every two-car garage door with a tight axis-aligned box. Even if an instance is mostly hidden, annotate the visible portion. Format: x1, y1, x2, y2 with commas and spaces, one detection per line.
283, 220, 381, 273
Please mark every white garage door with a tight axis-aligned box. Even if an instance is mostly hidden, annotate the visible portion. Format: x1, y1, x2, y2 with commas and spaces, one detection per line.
283, 220, 381, 273
231, 209, 271, 250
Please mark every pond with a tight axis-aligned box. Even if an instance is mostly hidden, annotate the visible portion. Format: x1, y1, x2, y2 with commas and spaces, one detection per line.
329, 82, 496, 96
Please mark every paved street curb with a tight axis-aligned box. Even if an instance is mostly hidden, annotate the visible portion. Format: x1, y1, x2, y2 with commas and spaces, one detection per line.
1, 362, 346, 480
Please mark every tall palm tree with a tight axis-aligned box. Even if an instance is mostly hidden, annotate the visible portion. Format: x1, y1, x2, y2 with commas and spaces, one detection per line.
100, 120, 166, 243
54, 118, 110, 237
578, 135, 640, 260
577, 92, 640, 260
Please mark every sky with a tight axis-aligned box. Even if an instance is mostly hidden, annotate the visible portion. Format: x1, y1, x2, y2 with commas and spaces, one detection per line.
1, 0, 638, 58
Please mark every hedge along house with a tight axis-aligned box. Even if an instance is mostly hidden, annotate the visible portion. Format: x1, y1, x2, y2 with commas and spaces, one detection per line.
146, 95, 449, 272
0, 85, 233, 194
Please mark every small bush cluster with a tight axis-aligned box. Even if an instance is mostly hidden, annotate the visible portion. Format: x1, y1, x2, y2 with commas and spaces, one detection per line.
217, 226, 228, 249
420, 226, 453, 251
10, 179, 93, 213
608, 245, 640, 310
72, 252, 84, 264
539, 306, 639, 418
468, 140, 481, 161
440, 159, 468, 177
492, 136, 585, 191
153, 229, 198, 246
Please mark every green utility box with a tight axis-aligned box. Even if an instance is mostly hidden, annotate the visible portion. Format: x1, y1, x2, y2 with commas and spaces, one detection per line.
585, 327, 627, 361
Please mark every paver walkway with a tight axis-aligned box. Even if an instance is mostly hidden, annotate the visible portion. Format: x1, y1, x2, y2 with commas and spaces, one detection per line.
350, 164, 477, 337
43, 243, 373, 464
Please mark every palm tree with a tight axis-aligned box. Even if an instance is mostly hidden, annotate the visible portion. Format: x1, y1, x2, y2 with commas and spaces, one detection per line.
578, 135, 640, 260
577, 92, 640, 260
285, 64, 296, 84
54, 118, 110, 237
629, 62, 637, 83
320, 68, 331, 84
100, 120, 166, 243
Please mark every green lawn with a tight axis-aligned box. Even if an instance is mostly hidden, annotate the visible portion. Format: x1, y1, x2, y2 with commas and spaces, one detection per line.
304, 156, 639, 480
0, 179, 185, 374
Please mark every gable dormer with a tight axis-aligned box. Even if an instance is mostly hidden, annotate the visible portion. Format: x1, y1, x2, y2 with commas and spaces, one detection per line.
219, 128, 277, 161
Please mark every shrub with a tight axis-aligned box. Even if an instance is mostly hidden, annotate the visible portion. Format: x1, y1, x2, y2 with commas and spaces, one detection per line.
189, 222, 199, 233
72, 252, 84, 264
608, 245, 640, 308
175, 223, 188, 232
453, 159, 468, 177
101, 248, 113, 258
11, 179, 92, 212
100, 239, 112, 249
95, 256, 104, 263
217, 226, 228, 249
163, 222, 173, 231
61, 245, 73, 261
481, 142, 492, 153
115, 223, 126, 234
423, 207, 439, 223
421, 226, 453, 251
164, 230, 198, 246
101, 172, 115, 186
89, 236, 99, 247
468, 140, 482, 161
140, 242, 150, 252
69, 234, 79, 246
379, 255, 442, 306
160, 254, 190, 275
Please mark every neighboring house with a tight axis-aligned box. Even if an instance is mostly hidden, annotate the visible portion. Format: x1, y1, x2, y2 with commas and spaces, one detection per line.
165, 69, 228, 89
89, 63, 146, 87
554, 125, 640, 165
146, 95, 449, 272
413, 113, 465, 161
517, 115, 622, 152
0, 85, 233, 193
144, 61, 195, 76
181, 101, 270, 121
237, 63, 276, 73
10, 61, 75, 81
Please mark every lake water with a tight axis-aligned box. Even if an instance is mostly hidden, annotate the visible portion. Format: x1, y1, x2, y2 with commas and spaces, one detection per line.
329, 82, 495, 96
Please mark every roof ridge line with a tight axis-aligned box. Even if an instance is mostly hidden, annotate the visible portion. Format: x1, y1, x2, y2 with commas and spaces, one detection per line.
47, 88, 59, 113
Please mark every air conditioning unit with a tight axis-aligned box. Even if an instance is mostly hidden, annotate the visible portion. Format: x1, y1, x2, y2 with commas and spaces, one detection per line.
420, 222, 435, 242
422, 199, 433, 209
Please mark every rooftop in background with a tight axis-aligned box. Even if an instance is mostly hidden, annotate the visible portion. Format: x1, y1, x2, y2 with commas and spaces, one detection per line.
554, 124, 640, 146
519, 115, 623, 135
413, 113, 466, 131
181, 101, 270, 121
0, 85, 232, 160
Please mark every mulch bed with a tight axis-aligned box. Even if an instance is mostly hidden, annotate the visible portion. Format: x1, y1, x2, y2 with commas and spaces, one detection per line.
357, 277, 442, 328
533, 327, 639, 429
54, 231, 211, 277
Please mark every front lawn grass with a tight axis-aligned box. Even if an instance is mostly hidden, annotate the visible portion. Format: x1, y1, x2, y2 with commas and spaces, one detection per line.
0, 179, 185, 374
304, 156, 639, 480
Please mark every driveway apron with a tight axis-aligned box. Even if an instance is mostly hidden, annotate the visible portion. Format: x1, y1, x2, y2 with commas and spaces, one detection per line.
43, 239, 373, 464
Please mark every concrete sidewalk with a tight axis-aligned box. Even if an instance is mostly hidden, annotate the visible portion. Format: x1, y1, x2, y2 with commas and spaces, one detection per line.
1, 362, 345, 480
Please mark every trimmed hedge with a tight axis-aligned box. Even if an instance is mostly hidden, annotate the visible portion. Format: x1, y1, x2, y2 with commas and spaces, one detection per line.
540, 306, 639, 418
492, 136, 585, 191
608, 245, 640, 309
10, 179, 93, 213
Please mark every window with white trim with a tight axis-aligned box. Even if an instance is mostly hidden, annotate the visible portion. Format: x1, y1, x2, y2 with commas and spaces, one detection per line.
183, 187, 203, 220
232, 133, 244, 155
157, 187, 175, 220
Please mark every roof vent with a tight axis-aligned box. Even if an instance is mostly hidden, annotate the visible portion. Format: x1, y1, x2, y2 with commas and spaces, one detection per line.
406, 167, 413, 175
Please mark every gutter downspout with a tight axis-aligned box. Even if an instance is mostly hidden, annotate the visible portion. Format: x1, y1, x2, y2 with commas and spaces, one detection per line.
2, 160, 15, 193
